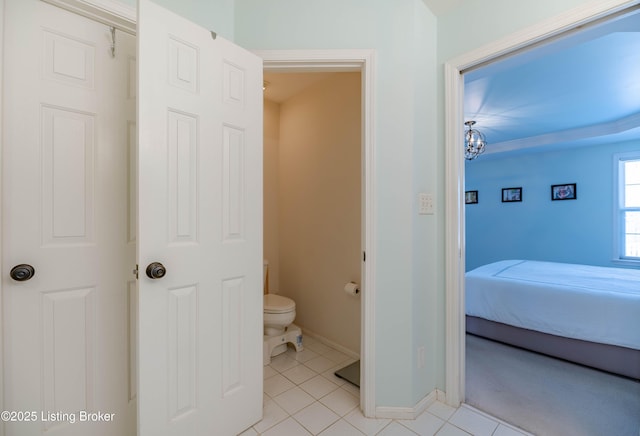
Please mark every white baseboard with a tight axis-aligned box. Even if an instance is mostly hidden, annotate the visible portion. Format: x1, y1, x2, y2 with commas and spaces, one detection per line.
375, 389, 438, 420
300, 327, 360, 360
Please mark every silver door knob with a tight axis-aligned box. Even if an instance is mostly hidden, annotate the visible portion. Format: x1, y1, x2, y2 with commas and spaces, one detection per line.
146, 262, 166, 279
10, 264, 35, 281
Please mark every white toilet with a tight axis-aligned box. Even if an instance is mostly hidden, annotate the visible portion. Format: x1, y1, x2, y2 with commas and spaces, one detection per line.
263, 262, 303, 365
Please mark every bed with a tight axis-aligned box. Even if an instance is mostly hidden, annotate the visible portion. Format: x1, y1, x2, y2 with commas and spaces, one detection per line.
465, 259, 640, 379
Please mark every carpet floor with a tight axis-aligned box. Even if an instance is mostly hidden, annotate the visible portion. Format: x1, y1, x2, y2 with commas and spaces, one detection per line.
465, 334, 640, 436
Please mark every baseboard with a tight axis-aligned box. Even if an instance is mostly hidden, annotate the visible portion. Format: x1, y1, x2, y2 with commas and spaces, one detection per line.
300, 327, 360, 360
375, 389, 438, 420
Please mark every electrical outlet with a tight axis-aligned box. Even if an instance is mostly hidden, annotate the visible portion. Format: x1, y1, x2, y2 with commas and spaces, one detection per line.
418, 193, 434, 215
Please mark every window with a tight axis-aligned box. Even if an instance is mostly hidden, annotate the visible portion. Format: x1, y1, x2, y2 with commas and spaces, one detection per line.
616, 153, 640, 261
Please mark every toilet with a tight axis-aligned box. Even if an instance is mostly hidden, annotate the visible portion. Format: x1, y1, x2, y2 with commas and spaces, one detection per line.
263, 262, 303, 365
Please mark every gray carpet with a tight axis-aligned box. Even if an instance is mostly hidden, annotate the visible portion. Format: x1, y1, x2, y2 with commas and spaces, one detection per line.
466, 334, 640, 436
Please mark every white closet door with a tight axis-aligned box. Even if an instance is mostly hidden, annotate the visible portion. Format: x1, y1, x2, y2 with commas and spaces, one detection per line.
137, 1, 263, 435
2, 0, 136, 435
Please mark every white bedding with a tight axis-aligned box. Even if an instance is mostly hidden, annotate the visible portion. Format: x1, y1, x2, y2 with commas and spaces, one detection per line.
465, 260, 640, 350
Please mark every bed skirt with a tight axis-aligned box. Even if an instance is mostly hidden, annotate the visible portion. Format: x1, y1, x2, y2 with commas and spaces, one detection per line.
466, 316, 640, 380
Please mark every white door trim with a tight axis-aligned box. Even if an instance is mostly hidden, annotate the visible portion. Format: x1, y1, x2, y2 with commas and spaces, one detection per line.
443, 0, 640, 407
257, 49, 376, 418
0, 1, 4, 434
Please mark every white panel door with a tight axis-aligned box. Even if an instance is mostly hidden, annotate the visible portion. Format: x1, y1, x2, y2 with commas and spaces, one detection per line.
2, 1, 136, 435
137, 1, 263, 435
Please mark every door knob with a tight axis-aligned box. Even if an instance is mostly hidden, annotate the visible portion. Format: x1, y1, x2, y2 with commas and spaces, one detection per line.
146, 262, 166, 279
10, 264, 35, 281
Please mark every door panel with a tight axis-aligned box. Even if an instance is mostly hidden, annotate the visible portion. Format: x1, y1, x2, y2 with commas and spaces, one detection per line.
42, 287, 95, 430
137, 1, 263, 435
41, 106, 95, 244
2, 1, 136, 435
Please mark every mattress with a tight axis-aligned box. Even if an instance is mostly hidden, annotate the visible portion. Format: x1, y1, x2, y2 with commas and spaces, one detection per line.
465, 260, 640, 350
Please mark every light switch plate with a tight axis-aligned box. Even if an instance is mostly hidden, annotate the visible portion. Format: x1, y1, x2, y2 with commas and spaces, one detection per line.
418, 193, 434, 215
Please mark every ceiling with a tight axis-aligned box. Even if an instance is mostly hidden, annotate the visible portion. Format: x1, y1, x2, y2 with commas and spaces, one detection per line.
464, 7, 640, 158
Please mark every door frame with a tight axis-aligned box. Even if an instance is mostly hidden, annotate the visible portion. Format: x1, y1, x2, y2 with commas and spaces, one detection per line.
257, 49, 376, 418
0, 1, 4, 433
443, 0, 640, 406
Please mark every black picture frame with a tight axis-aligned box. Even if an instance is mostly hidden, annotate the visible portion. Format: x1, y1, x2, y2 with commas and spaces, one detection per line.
502, 187, 522, 203
465, 190, 478, 204
551, 183, 577, 201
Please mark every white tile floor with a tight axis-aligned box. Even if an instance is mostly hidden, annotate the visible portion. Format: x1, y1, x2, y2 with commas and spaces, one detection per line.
240, 336, 533, 436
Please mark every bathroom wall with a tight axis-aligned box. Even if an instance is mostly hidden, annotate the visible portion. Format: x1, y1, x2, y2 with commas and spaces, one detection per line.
264, 99, 281, 292
264, 73, 362, 354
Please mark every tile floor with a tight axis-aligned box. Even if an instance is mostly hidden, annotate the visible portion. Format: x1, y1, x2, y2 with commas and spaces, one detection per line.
240, 336, 533, 436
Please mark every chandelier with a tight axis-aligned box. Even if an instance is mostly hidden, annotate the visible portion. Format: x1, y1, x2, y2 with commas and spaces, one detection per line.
464, 120, 486, 160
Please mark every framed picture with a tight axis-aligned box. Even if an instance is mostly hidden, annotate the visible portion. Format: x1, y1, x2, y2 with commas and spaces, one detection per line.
502, 187, 522, 203
551, 183, 576, 200
465, 190, 478, 204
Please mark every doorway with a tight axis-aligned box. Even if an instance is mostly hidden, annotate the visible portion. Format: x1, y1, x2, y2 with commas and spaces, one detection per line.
260, 49, 376, 416
262, 70, 362, 377
444, 0, 640, 409
460, 7, 640, 434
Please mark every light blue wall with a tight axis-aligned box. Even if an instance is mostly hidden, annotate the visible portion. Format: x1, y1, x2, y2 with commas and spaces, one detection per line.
465, 141, 640, 271
235, 0, 439, 407
436, 0, 593, 63
410, 1, 442, 406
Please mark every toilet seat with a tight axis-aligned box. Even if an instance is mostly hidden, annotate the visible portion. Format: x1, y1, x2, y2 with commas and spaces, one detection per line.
264, 294, 295, 314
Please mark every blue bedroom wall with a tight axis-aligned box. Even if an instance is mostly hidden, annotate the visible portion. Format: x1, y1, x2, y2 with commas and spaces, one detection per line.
465, 140, 640, 271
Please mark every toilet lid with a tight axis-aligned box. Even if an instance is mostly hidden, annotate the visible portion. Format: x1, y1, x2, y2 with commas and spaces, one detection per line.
264, 294, 295, 313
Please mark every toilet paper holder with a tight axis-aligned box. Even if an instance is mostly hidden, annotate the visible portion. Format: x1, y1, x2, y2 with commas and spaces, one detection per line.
344, 281, 360, 296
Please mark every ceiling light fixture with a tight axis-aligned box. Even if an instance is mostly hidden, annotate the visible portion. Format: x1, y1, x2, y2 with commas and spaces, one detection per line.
464, 120, 487, 160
